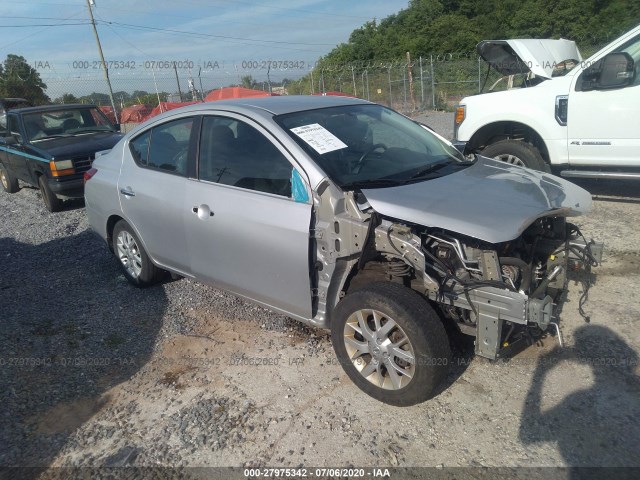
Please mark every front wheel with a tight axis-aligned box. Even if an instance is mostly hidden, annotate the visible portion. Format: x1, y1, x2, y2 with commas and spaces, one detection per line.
38, 176, 61, 212
112, 220, 163, 287
331, 282, 451, 406
481, 139, 549, 172
0, 164, 19, 193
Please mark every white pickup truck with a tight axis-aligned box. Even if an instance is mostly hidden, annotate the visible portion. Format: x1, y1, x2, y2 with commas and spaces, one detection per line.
453, 25, 640, 180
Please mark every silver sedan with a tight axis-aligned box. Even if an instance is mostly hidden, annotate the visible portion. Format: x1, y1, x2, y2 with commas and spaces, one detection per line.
85, 96, 599, 405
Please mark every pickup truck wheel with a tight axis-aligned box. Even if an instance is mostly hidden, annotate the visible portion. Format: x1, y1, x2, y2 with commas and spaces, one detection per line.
331, 282, 451, 406
481, 139, 549, 172
0, 164, 19, 193
38, 176, 61, 212
112, 220, 162, 287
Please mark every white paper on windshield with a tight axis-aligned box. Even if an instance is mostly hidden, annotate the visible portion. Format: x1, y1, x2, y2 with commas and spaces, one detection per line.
290, 124, 347, 154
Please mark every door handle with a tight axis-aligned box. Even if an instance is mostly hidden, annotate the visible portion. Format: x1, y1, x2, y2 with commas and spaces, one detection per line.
192, 204, 214, 219
120, 187, 135, 197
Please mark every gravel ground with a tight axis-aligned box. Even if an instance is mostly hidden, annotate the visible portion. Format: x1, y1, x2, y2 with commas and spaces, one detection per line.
1, 114, 639, 475
414, 111, 455, 140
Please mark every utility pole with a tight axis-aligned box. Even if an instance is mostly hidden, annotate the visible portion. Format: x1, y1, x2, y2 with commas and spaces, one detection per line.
86, 0, 118, 123
198, 67, 205, 101
173, 62, 183, 102
407, 52, 415, 111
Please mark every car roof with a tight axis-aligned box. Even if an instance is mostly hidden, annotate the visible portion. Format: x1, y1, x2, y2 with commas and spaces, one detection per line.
10, 104, 99, 114
176, 95, 371, 116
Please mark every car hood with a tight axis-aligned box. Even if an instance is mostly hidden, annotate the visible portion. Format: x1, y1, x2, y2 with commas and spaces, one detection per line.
477, 38, 582, 79
29, 132, 123, 159
361, 157, 592, 244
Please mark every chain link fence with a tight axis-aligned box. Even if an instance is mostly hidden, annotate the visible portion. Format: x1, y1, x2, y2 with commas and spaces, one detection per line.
37, 43, 607, 119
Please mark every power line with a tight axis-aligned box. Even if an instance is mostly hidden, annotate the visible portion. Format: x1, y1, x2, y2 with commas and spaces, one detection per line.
0, 23, 90, 27
101, 20, 335, 47
102, 22, 329, 54
0, 9, 86, 49
2, 16, 90, 20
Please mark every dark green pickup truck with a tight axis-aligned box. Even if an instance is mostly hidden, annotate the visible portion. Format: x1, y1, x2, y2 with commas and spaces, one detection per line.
0, 103, 122, 212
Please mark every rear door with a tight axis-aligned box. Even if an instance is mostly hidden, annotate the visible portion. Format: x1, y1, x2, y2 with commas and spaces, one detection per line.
118, 115, 198, 274
184, 114, 313, 319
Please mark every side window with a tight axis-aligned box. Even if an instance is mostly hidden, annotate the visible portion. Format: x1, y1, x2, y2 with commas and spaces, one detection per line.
615, 34, 640, 86
129, 130, 151, 166
199, 116, 293, 197
129, 117, 194, 176
148, 117, 193, 175
7, 115, 23, 143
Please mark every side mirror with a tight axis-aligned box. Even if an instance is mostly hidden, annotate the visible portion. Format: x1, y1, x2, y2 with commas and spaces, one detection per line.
3, 136, 18, 146
582, 52, 635, 90
113, 123, 121, 132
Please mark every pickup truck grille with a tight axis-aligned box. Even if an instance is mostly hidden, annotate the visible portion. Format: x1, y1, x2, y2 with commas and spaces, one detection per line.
71, 155, 94, 173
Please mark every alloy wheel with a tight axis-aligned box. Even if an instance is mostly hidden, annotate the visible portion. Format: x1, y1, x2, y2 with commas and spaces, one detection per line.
116, 230, 143, 279
342, 309, 416, 390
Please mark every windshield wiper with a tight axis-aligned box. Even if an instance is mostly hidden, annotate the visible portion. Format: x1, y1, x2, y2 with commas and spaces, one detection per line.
404, 159, 474, 182
341, 179, 403, 190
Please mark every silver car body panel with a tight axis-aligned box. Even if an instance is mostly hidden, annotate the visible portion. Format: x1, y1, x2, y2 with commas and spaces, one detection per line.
361, 156, 592, 244
84, 139, 127, 241
185, 179, 313, 318
118, 156, 192, 274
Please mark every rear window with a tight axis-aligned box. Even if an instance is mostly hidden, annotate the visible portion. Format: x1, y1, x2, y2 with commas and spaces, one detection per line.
128, 117, 194, 176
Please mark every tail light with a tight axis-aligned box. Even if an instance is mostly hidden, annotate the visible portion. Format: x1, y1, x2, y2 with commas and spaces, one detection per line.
84, 167, 98, 184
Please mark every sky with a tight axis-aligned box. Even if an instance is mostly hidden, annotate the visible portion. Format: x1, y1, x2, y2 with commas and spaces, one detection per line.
0, 0, 409, 99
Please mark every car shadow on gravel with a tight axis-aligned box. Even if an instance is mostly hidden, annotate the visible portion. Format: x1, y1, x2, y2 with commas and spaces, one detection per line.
569, 179, 640, 204
0, 232, 167, 475
18, 185, 87, 212
519, 324, 640, 474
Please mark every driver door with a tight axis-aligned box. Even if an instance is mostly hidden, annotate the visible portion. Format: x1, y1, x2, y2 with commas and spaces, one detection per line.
4, 114, 32, 182
568, 33, 640, 166
184, 114, 313, 319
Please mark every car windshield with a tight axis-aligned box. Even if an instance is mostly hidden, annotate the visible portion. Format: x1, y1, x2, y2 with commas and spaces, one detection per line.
24, 107, 115, 142
276, 104, 469, 189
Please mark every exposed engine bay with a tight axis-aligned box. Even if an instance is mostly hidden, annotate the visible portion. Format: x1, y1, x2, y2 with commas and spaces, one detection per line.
310, 183, 603, 361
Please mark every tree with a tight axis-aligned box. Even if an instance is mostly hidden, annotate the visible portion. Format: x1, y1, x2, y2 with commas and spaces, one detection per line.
240, 75, 259, 89
56, 93, 79, 104
0, 54, 49, 105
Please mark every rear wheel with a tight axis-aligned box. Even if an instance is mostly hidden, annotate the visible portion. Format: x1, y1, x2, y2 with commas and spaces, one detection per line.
112, 220, 163, 287
481, 139, 549, 172
331, 282, 451, 406
0, 164, 19, 193
38, 176, 61, 212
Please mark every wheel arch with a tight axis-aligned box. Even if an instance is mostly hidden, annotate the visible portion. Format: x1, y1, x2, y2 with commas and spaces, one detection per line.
106, 214, 124, 253
467, 121, 550, 164
326, 257, 415, 327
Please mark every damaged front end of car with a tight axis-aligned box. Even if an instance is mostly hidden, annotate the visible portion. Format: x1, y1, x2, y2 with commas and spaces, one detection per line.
310, 158, 603, 361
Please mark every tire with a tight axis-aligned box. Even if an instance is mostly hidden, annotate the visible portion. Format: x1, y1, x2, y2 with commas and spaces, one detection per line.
331, 282, 451, 406
112, 220, 163, 287
38, 175, 62, 212
0, 164, 19, 193
481, 139, 549, 172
